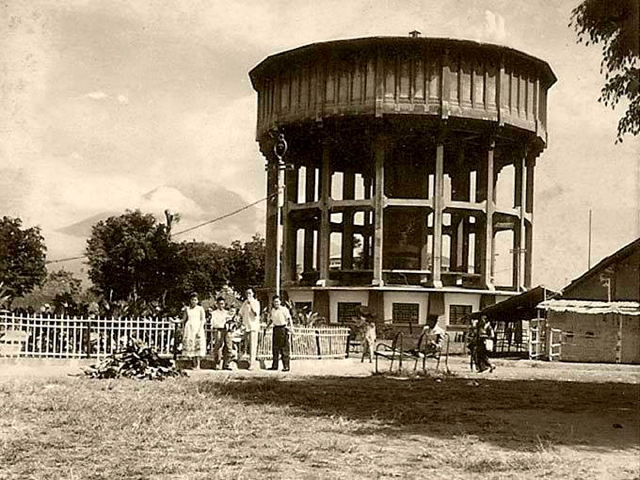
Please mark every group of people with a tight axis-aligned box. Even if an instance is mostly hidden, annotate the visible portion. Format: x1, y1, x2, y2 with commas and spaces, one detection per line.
467, 315, 496, 373
179, 288, 294, 371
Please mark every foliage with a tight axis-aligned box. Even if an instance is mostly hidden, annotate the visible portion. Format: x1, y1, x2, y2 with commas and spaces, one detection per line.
13, 269, 83, 314
227, 234, 266, 293
0, 216, 47, 302
167, 241, 231, 309
85, 210, 265, 317
571, 0, 640, 141
85, 210, 179, 308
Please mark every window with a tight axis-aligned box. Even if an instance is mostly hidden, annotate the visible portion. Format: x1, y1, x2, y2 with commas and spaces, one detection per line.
392, 303, 420, 324
449, 305, 472, 326
337, 302, 361, 324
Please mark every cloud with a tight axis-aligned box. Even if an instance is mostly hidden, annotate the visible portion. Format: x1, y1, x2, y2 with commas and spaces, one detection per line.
116, 94, 129, 104
484, 10, 506, 42
82, 90, 109, 100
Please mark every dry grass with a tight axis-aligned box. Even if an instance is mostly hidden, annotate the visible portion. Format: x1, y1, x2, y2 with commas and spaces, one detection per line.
0, 363, 638, 479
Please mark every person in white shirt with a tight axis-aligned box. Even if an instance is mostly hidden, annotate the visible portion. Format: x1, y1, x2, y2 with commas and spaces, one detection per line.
267, 296, 293, 371
239, 288, 261, 369
209, 297, 229, 370
182, 292, 206, 369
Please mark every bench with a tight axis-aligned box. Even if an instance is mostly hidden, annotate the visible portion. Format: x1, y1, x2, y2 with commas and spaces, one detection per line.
0, 330, 29, 357
374, 330, 449, 374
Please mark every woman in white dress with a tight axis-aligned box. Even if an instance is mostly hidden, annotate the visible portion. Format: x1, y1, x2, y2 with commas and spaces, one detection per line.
182, 292, 206, 369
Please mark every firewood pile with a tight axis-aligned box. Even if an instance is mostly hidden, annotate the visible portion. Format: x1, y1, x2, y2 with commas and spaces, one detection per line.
84, 339, 186, 380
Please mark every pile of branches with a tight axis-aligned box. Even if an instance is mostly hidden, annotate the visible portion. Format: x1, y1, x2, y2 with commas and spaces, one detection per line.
84, 339, 185, 380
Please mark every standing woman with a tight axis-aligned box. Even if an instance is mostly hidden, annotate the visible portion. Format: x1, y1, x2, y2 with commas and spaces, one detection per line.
182, 292, 207, 369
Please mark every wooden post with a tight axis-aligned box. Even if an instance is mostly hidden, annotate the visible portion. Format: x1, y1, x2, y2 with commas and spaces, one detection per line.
342, 171, 356, 269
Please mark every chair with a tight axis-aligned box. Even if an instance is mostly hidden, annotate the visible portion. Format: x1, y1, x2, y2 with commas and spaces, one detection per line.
374, 330, 450, 374
0, 330, 29, 357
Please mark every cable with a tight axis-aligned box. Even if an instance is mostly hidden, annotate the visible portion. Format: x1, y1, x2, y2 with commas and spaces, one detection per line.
44, 193, 275, 265
171, 194, 272, 237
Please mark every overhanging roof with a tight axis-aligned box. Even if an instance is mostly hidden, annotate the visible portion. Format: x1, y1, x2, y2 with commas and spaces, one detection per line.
469, 285, 560, 322
538, 299, 640, 316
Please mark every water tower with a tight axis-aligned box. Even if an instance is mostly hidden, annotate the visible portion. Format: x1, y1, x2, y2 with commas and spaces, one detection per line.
250, 35, 555, 325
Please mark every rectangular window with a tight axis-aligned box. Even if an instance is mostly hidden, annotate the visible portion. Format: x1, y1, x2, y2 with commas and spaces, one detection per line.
449, 305, 472, 326
337, 302, 361, 324
392, 303, 420, 324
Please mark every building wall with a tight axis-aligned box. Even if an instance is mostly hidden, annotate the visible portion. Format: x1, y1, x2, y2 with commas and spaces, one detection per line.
549, 311, 639, 364
383, 292, 429, 325
621, 315, 640, 364
443, 292, 481, 327
329, 291, 369, 324
286, 290, 314, 306
564, 250, 640, 302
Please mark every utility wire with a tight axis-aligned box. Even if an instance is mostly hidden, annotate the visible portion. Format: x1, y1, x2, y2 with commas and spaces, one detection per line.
44, 193, 274, 265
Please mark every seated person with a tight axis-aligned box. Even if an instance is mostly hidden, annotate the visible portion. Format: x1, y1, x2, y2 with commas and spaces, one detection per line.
422, 322, 446, 355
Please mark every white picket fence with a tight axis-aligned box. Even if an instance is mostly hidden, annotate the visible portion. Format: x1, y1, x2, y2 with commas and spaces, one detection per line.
257, 327, 351, 360
0, 313, 351, 360
0, 313, 175, 358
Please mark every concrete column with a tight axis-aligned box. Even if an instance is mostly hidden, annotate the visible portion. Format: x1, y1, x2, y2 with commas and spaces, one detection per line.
513, 152, 525, 290
265, 158, 279, 291
431, 141, 444, 287
303, 165, 315, 272
363, 177, 372, 270
482, 141, 495, 290
317, 143, 331, 285
525, 155, 536, 287
283, 166, 298, 283
342, 171, 355, 270
372, 136, 386, 286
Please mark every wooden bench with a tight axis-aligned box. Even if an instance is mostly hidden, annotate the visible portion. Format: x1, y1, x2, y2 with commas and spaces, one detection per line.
374, 330, 449, 374
0, 330, 29, 357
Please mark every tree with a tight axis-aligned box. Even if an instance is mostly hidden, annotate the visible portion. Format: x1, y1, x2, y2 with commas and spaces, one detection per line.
85, 210, 179, 306
0, 216, 47, 301
166, 241, 231, 310
14, 269, 82, 313
228, 234, 265, 292
571, 0, 640, 141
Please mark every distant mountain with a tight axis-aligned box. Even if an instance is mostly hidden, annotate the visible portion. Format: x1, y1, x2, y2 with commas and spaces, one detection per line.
58, 183, 264, 245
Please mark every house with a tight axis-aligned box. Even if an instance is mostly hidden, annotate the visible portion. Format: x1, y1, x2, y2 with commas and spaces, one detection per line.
538, 237, 640, 364
562, 237, 640, 302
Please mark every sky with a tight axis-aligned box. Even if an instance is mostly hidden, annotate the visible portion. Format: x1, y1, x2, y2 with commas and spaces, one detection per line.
1, 0, 638, 290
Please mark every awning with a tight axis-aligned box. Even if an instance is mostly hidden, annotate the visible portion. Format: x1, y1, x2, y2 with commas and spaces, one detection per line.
537, 299, 640, 316
469, 285, 560, 322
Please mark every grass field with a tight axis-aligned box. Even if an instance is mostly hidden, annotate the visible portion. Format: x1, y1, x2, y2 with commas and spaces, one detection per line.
0, 359, 638, 479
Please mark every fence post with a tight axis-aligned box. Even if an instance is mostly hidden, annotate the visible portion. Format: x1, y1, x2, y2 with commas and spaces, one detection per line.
315, 329, 321, 359
173, 322, 178, 361
84, 318, 92, 359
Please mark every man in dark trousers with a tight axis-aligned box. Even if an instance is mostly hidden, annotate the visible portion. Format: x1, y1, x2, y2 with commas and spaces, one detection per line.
267, 296, 293, 371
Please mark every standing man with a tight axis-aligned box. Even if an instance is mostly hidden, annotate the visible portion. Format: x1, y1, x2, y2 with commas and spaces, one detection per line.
209, 297, 229, 370
239, 288, 261, 369
267, 296, 293, 371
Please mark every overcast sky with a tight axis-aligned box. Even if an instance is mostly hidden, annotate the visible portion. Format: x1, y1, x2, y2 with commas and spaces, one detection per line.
1, 0, 638, 289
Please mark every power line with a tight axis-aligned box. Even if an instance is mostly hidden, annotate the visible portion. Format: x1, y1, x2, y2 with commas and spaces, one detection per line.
171, 194, 271, 237
44, 194, 273, 265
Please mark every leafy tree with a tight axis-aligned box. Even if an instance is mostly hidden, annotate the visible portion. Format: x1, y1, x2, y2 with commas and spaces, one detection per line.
14, 269, 82, 312
228, 234, 265, 292
166, 241, 231, 310
85, 210, 179, 306
571, 0, 640, 141
0, 216, 47, 302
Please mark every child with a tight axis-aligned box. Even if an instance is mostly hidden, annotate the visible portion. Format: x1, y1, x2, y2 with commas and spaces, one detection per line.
360, 315, 377, 363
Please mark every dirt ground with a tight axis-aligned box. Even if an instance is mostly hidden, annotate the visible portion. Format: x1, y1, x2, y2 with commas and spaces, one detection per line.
0, 356, 638, 479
